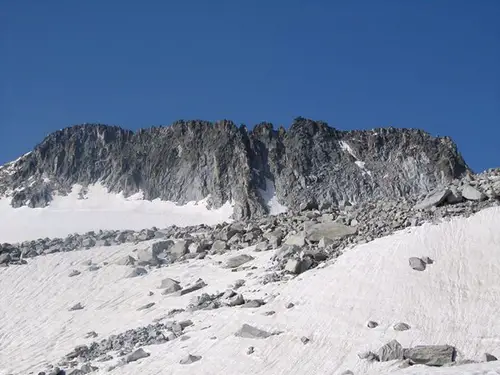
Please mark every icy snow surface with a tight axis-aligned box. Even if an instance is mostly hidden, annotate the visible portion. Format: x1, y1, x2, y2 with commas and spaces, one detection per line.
1, 207, 500, 374
0, 184, 233, 243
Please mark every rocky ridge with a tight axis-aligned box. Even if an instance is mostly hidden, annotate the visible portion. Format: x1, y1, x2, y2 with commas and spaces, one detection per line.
2, 168, 499, 273
0, 118, 469, 218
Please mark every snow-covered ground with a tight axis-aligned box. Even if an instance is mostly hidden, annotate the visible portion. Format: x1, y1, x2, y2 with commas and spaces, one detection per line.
1, 207, 500, 374
0, 184, 234, 243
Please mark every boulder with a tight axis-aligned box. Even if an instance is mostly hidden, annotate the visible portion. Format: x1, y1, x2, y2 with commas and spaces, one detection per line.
188, 242, 203, 254
225, 254, 254, 268
461, 185, 487, 201
318, 237, 334, 248
177, 279, 207, 295
273, 244, 301, 262
170, 240, 189, 260
484, 353, 498, 362
304, 221, 356, 242
378, 340, 404, 362
159, 277, 180, 289
127, 267, 148, 278
69, 302, 84, 311
150, 240, 173, 252
409, 257, 426, 271
115, 255, 136, 266
393, 322, 411, 331
136, 248, 159, 266
126, 348, 150, 363
284, 234, 306, 246
264, 230, 283, 247
211, 240, 228, 252
0, 253, 11, 264
284, 258, 312, 274
137, 302, 155, 311
404, 345, 456, 366
414, 189, 451, 210
179, 354, 202, 364
235, 324, 273, 339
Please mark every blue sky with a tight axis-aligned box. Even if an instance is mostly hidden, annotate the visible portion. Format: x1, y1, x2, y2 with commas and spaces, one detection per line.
1, 0, 499, 172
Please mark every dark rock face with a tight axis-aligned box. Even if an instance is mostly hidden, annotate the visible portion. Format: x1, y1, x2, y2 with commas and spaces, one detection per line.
0, 118, 469, 218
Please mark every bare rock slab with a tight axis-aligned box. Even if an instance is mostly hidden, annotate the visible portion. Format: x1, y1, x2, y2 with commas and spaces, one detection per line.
404, 345, 456, 366
235, 324, 273, 339
225, 254, 254, 268
304, 221, 357, 242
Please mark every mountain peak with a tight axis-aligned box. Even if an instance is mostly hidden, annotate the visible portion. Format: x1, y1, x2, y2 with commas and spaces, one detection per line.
0, 119, 469, 218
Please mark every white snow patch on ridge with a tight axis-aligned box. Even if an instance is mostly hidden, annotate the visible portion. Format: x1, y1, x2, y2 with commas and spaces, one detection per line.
339, 140, 358, 159
340, 141, 372, 176
258, 178, 287, 215
1, 208, 500, 374
0, 183, 233, 242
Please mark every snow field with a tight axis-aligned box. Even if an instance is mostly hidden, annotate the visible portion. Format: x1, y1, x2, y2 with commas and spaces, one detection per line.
1, 208, 500, 374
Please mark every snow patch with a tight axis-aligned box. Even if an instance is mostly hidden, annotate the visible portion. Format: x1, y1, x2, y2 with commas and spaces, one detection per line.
339, 140, 358, 159
0, 183, 233, 242
258, 178, 287, 215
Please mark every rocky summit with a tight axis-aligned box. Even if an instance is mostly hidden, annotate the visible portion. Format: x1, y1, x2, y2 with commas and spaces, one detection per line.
0, 118, 468, 218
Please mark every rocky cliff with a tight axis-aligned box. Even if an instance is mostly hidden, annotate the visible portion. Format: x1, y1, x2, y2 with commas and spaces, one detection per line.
0, 118, 470, 218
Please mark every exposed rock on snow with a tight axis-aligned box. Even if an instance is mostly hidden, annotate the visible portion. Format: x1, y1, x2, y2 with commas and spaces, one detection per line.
404, 345, 456, 366
179, 354, 202, 365
484, 353, 498, 362
393, 322, 411, 331
234, 324, 274, 339
224, 254, 254, 268
378, 340, 404, 362
409, 257, 427, 271
68, 302, 84, 311
127, 267, 148, 278
125, 348, 150, 363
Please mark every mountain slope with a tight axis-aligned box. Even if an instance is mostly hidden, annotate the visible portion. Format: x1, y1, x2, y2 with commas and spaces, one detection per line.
0, 119, 469, 219
1, 207, 500, 375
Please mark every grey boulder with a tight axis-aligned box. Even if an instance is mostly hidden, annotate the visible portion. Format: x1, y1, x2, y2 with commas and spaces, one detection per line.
485, 353, 498, 362
461, 185, 487, 201
378, 340, 404, 362
69, 302, 84, 311
414, 189, 451, 210
225, 254, 254, 268
304, 221, 356, 242
404, 345, 456, 366
235, 324, 273, 339
127, 267, 148, 278
409, 257, 426, 271
179, 354, 202, 364
393, 322, 411, 331
115, 255, 136, 266
136, 248, 159, 266
126, 348, 150, 363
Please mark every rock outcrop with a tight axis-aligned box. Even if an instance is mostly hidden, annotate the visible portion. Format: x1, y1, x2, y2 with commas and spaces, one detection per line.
0, 118, 470, 219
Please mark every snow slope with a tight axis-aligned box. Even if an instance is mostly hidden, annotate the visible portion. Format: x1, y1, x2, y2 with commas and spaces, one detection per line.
1, 208, 500, 374
0, 184, 233, 243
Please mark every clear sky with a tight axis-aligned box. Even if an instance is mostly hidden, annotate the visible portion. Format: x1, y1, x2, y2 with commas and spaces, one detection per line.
1, 0, 499, 172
